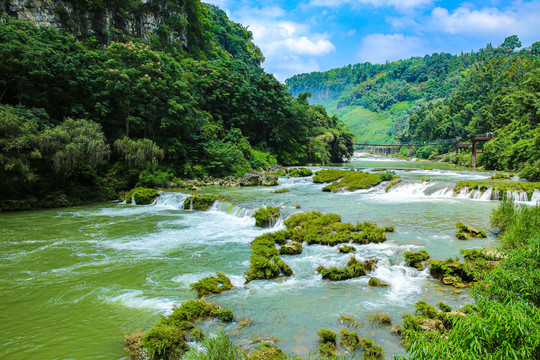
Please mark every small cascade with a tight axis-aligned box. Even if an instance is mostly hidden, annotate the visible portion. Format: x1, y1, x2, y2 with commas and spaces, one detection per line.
531, 189, 540, 205
131, 194, 136, 205
209, 200, 257, 219
507, 190, 529, 202
152, 193, 189, 209
456, 187, 472, 198
479, 186, 493, 201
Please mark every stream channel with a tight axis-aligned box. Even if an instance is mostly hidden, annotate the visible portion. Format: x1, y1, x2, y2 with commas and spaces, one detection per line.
3, 153, 532, 359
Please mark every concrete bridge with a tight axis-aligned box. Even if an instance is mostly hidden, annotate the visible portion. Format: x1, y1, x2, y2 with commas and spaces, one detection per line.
355, 133, 496, 168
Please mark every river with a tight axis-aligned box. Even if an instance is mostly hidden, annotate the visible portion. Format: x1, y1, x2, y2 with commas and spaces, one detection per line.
2, 153, 528, 359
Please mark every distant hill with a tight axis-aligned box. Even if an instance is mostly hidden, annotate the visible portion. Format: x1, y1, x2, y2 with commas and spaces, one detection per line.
286, 37, 538, 144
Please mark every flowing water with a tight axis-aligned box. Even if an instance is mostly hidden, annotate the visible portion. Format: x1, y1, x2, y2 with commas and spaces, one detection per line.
2, 153, 531, 359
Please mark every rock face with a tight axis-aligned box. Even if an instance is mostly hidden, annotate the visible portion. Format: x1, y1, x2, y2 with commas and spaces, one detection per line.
239, 172, 278, 186
1, 0, 188, 45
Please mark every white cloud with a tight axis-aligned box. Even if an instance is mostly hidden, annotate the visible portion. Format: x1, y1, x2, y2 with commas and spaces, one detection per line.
426, 2, 540, 41
309, 0, 434, 10
231, 6, 336, 80
429, 6, 517, 36
357, 33, 424, 63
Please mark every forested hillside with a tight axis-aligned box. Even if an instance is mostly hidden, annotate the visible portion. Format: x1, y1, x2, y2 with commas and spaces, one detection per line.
0, 1, 353, 209
286, 37, 539, 179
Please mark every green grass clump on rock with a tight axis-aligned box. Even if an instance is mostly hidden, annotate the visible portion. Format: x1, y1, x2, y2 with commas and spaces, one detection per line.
283, 211, 388, 246
253, 206, 281, 228
340, 329, 360, 351
368, 277, 389, 287
273, 188, 290, 193
404, 250, 430, 270
190, 273, 233, 298
317, 257, 377, 281
288, 167, 313, 177
455, 222, 487, 240
137, 299, 234, 359
184, 194, 222, 211
313, 169, 384, 192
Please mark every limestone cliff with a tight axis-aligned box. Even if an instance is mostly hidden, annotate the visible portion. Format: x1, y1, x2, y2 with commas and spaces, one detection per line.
0, 0, 190, 46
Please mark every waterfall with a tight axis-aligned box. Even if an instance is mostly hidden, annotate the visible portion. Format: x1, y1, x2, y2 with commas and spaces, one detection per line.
152, 193, 189, 209
531, 189, 540, 205
479, 186, 493, 201
209, 200, 257, 219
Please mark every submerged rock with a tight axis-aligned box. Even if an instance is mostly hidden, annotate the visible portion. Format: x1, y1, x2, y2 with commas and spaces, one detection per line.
368, 277, 389, 287
455, 222, 487, 239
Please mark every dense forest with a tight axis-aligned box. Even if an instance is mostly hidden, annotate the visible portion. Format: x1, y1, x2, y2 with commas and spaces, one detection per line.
0, 0, 353, 209
286, 37, 540, 180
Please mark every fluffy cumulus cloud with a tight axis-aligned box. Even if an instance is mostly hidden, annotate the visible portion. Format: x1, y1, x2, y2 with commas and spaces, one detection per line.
232, 7, 335, 81
357, 33, 424, 63
429, 6, 517, 36
309, 0, 434, 10
426, 2, 540, 43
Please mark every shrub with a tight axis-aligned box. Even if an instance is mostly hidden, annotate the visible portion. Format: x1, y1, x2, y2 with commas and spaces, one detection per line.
125, 187, 160, 205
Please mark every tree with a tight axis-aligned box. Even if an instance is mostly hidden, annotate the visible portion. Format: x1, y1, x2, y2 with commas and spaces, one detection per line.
500, 35, 522, 53
38, 118, 110, 177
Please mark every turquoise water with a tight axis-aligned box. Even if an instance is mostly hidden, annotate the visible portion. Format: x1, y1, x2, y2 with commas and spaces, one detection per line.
0, 154, 502, 359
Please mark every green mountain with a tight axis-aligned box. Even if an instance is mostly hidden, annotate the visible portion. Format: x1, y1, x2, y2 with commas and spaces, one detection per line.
0, 0, 354, 208
286, 37, 540, 179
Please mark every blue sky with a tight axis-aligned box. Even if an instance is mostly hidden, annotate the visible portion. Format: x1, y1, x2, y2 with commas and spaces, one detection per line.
202, 0, 540, 82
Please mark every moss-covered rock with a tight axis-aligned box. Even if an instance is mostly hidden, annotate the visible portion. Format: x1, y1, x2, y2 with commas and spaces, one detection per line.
283, 211, 387, 246
338, 245, 356, 253
253, 206, 281, 228
317, 257, 377, 281
190, 273, 233, 298
272, 255, 293, 276
279, 241, 302, 255
123, 187, 160, 205
288, 167, 313, 177
404, 250, 430, 270
184, 194, 222, 211
368, 277, 389, 287
313, 169, 384, 192
455, 222, 487, 239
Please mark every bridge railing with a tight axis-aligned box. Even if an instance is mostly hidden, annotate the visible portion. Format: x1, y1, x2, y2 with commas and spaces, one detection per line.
354, 138, 459, 146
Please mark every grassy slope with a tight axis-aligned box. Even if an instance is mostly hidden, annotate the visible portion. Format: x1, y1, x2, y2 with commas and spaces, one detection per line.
323, 100, 415, 143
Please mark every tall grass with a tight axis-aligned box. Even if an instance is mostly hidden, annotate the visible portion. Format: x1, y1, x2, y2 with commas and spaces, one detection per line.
407, 202, 540, 359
